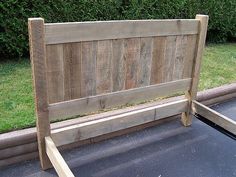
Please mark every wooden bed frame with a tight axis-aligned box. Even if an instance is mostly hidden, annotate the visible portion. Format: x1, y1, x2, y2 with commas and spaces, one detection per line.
28, 14, 236, 177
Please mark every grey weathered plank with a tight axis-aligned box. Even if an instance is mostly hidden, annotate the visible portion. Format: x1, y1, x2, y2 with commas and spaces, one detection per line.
182, 35, 197, 78
96, 40, 112, 94
28, 18, 51, 169
164, 36, 177, 82
62, 43, 82, 100
173, 35, 188, 80
45, 19, 199, 44
111, 39, 125, 91
150, 36, 167, 84
46, 44, 64, 103
80, 41, 97, 97
51, 99, 189, 147
48, 78, 191, 121
124, 38, 140, 89
137, 37, 153, 87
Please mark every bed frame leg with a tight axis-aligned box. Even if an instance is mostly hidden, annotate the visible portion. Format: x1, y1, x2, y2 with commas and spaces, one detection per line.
28, 18, 52, 170
181, 14, 209, 126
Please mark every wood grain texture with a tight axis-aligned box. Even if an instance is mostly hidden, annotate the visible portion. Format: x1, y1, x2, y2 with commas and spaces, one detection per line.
46, 44, 64, 103
173, 35, 188, 80
183, 35, 197, 78
45, 137, 75, 177
164, 36, 177, 82
181, 15, 209, 126
80, 41, 97, 97
150, 37, 167, 84
51, 99, 189, 147
137, 37, 153, 87
48, 78, 191, 121
192, 101, 236, 135
111, 39, 125, 91
45, 19, 199, 44
124, 38, 140, 89
63, 43, 82, 100
96, 40, 112, 94
28, 18, 51, 169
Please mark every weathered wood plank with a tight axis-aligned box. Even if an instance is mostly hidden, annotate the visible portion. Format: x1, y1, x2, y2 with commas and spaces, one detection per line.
51, 99, 189, 147
69, 43, 82, 99
182, 35, 197, 78
45, 137, 75, 177
181, 15, 208, 126
124, 38, 140, 89
45, 19, 199, 44
46, 44, 64, 103
48, 78, 191, 121
63, 43, 73, 101
150, 36, 167, 84
96, 40, 112, 94
28, 18, 51, 169
173, 35, 188, 80
164, 36, 177, 82
137, 37, 153, 87
111, 39, 125, 91
63, 43, 82, 100
192, 101, 236, 135
80, 41, 97, 97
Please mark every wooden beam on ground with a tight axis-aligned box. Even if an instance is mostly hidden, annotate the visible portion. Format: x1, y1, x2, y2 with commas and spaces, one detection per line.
181, 15, 209, 126
45, 19, 199, 44
45, 137, 75, 177
49, 78, 191, 121
192, 100, 236, 135
51, 99, 189, 147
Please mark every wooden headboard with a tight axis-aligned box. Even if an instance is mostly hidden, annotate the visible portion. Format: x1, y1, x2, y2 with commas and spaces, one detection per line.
28, 15, 209, 174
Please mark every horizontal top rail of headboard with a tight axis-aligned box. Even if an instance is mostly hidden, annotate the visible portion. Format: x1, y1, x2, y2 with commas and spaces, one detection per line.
45, 19, 199, 44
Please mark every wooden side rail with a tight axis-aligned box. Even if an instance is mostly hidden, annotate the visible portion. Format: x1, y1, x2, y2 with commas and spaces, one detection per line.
51, 99, 189, 147
192, 100, 236, 135
45, 19, 199, 44
45, 137, 75, 177
49, 78, 191, 121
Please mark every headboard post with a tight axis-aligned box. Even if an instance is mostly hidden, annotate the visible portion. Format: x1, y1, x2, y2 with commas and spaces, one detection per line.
28, 18, 52, 169
181, 14, 209, 126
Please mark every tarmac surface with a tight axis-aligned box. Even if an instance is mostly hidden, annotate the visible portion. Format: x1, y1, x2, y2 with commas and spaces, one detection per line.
0, 98, 236, 177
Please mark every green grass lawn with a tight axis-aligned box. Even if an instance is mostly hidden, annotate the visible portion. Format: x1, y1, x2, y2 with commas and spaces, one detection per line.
0, 43, 235, 133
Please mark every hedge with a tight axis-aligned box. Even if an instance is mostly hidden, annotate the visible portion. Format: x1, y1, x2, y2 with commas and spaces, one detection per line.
0, 0, 235, 59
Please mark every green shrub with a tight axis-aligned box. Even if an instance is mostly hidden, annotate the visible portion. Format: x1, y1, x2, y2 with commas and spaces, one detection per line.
0, 0, 235, 59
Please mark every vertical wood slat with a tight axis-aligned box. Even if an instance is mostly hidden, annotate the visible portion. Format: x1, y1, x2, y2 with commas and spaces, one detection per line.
112, 39, 125, 92
164, 36, 177, 82
124, 38, 140, 89
181, 15, 209, 126
183, 35, 198, 78
46, 44, 64, 103
138, 37, 153, 87
80, 41, 97, 97
96, 40, 112, 94
173, 35, 188, 80
150, 37, 167, 84
63, 43, 82, 100
28, 18, 51, 170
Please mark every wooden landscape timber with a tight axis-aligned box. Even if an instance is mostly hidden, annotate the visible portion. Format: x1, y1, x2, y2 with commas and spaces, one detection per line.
28, 14, 236, 176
